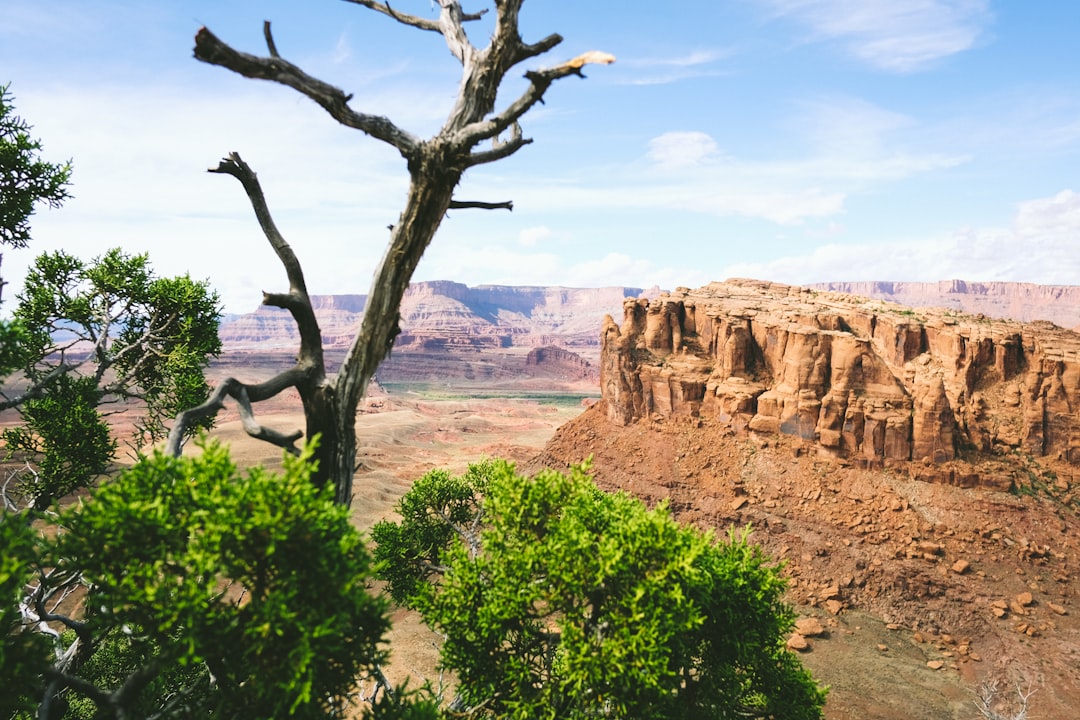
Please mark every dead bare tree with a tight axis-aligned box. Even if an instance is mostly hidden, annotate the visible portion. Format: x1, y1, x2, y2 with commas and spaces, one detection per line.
166, 1, 613, 504
973, 677, 1037, 720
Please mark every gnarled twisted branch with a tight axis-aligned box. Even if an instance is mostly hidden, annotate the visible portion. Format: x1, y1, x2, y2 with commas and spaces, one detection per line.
193, 25, 419, 155
167, 373, 306, 456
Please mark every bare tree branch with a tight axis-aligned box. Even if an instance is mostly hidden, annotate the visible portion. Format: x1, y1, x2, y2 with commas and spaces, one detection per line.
343, 0, 444, 33
453, 51, 615, 150
189, 3, 613, 504
166, 372, 306, 455
236, 386, 303, 454
486, 0, 560, 67
973, 677, 1036, 720
437, 1, 477, 64
448, 199, 513, 211
193, 27, 419, 155
262, 20, 280, 58
209, 153, 324, 368
0, 363, 72, 411
517, 33, 564, 64
340, 0, 489, 33
464, 135, 533, 167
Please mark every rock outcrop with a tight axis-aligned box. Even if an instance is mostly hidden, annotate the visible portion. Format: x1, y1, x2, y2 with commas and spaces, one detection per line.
601, 280, 1080, 475
524, 346, 594, 381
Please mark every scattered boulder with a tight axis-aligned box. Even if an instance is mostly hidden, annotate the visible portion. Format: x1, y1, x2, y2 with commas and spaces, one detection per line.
795, 617, 825, 637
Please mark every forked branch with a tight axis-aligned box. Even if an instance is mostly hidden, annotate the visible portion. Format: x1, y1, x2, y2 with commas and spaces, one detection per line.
456, 50, 615, 162
340, 0, 488, 33
167, 374, 305, 456
208, 153, 324, 366
973, 677, 1036, 720
188, 1, 613, 502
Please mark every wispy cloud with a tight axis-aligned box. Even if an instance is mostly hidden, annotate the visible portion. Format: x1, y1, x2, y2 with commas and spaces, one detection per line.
646, 131, 722, 168
624, 50, 733, 69
485, 96, 964, 226
518, 226, 553, 247
2, 81, 416, 313
619, 49, 734, 85
331, 32, 352, 64
419, 187, 1080, 292
756, 0, 993, 72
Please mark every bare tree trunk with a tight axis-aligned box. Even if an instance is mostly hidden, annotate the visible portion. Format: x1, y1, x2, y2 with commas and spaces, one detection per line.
329, 155, 461, 502
169, 2, 613, 504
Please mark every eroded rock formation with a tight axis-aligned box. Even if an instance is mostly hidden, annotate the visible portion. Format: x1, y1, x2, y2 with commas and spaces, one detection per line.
525, 345, 594, 380
601, 280, 1080, 475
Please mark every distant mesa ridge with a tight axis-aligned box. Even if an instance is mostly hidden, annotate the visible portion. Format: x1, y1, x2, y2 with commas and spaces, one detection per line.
219, 280, 653, 351
811, 280, 1080, 330
600, 279, 1080, 487
220, 279, 1080, 350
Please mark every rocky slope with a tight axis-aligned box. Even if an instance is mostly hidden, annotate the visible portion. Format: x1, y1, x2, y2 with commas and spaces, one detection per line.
536, 407, 1080, 719
535, 278, 1080, 718
812, 280, 1080, 330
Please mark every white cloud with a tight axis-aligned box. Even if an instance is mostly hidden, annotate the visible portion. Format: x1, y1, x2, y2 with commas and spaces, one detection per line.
417, 242, 709, 293
1014, 190, 1080, 237
559, 253, 711, 291
518, 226, 553, 247
647, 131, 721, 168
757, 0, 992, 72
2, 82, 414, 313
722, 188, 1080, 285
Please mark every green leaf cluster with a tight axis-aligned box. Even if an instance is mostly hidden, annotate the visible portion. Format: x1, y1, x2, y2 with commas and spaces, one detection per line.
0, 514, 50, 718
0, 82, 71, 250
372, 462, 492, 608
35, 439, 389, 719
60, 628, 211, 720
3, 247, 221, 507
15, 248, 222, 424
2, 373, 116, 510
0, 318, 30, 375
374, 461, 826, 719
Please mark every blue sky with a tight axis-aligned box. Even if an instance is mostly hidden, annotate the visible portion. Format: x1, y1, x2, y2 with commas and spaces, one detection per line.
2, 0, 1079, 312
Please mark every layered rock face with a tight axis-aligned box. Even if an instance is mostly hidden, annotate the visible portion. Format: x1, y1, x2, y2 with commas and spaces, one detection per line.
601, 280, 1080, 472
524, 346, 594, 381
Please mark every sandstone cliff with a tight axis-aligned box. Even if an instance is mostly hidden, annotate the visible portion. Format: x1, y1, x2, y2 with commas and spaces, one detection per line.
812, 280, 1080, 329
601, 279, 1080, 479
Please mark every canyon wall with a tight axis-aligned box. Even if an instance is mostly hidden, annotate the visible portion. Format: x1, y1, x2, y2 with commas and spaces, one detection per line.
220, 282, 646, 352
601, 280, 1080, 476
